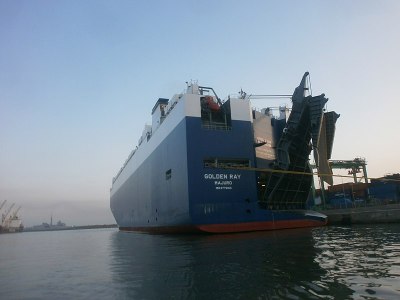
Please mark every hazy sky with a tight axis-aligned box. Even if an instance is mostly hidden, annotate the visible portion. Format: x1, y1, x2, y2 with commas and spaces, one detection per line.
1, 0, 399, 226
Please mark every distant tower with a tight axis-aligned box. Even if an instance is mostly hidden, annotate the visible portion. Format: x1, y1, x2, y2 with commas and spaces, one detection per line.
50, 214, 53, 227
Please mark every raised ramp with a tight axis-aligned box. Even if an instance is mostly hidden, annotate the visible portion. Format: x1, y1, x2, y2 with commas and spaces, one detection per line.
259, 72, 338, 210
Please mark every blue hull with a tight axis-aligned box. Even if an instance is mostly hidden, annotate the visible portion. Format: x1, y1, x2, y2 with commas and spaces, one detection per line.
110, 116, 327, 233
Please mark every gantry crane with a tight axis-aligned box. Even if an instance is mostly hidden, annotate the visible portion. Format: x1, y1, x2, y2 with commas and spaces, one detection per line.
311, 158, 369, 207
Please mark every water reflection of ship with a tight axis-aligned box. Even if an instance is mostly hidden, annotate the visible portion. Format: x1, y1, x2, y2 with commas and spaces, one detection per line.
110, 229, 353, 299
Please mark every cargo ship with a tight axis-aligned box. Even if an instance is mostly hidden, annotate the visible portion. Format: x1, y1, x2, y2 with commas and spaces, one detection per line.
110, 72, 339, 233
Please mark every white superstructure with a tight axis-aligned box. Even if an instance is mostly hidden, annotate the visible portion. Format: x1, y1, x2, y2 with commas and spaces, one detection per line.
111, 82, 252, 197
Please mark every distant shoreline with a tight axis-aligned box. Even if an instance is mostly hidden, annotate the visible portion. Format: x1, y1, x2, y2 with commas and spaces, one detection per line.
23, 224, 118, 232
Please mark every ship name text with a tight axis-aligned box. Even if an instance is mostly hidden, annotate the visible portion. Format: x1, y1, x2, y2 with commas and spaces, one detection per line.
204, 174, 241, 180
204, 173, 241, 190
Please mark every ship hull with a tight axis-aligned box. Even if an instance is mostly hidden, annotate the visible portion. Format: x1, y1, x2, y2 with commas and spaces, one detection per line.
119, 212, 327, 234
110, 79, 335, 234
110, 115, 326, 234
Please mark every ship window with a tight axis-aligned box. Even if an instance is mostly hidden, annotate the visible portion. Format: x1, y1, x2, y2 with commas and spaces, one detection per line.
165, 169, 172, 180
204, 158, 250, 169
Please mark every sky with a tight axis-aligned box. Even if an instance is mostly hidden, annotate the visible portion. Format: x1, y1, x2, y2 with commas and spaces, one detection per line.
1, 0, 399, 226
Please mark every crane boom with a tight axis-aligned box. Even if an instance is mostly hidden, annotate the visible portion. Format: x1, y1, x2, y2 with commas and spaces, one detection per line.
2, 203, 15, 225
0, 200, 7, 211
11, 206, 21, 219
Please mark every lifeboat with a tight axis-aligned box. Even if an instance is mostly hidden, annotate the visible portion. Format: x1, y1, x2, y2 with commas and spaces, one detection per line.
205, 96, 220, 111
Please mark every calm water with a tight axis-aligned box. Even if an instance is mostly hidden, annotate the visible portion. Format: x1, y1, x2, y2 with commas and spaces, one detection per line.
1, 225, 399, 299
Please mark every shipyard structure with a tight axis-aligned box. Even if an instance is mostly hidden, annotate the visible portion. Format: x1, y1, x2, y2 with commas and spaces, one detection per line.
309, 157, 400, 209
0, 200, 23, 233
110, 73, 339, 233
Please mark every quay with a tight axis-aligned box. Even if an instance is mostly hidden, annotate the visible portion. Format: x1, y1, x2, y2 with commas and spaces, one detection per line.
321, 203, 400, 225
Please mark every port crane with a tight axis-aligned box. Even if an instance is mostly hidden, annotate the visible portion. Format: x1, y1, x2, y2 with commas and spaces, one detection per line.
0, 200, 7, 211
2, 206, 22, 228
1, 203, 15, 226
10, 206, 21, 220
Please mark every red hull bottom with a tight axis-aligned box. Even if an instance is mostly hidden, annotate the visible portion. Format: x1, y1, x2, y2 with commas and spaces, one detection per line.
119, 218, 327, 234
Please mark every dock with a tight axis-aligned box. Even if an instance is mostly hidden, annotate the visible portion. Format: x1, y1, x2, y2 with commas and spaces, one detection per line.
321, 203, 400, 225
